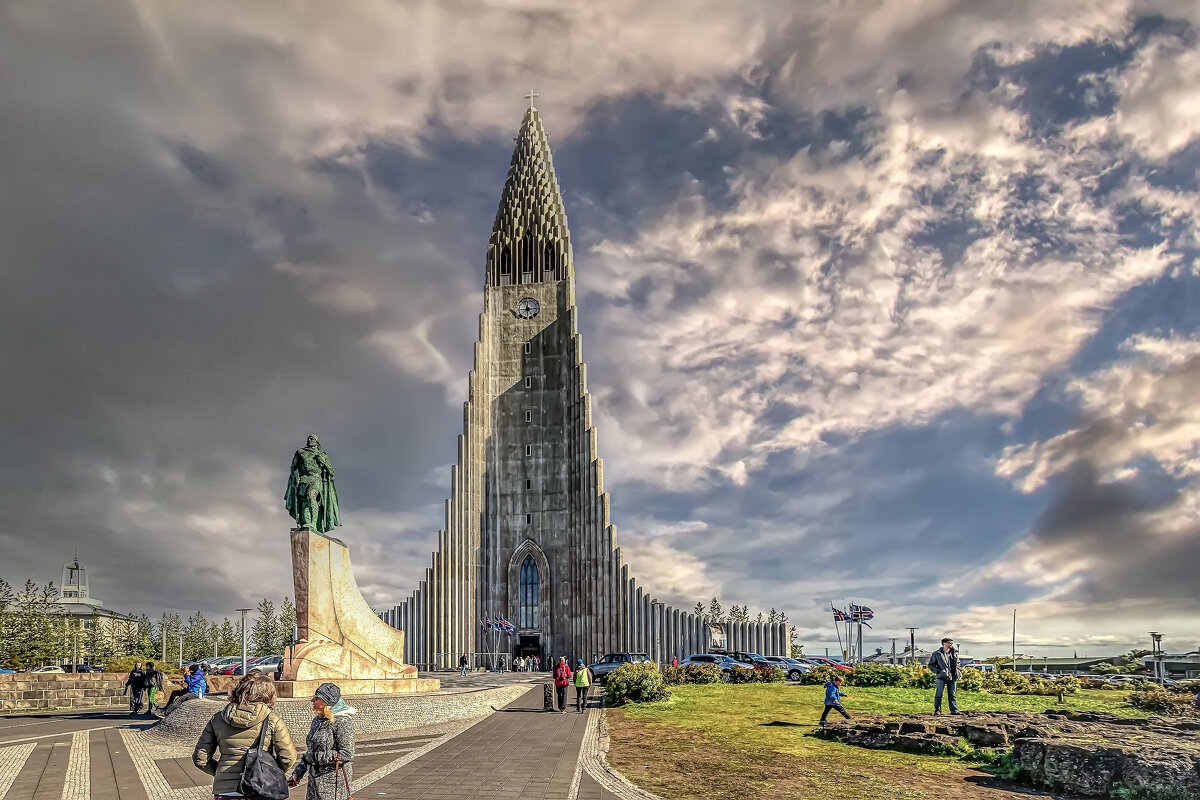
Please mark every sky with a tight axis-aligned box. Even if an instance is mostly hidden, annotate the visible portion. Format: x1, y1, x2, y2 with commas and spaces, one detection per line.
1, 0, 1198, 659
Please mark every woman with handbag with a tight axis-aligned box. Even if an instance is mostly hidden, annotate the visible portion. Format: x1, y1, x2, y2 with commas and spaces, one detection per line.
288, 682, 356, 799
192, 672, 297, 800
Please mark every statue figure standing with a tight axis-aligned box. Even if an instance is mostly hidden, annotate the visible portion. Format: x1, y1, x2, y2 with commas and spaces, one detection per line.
285, 435, 342, 534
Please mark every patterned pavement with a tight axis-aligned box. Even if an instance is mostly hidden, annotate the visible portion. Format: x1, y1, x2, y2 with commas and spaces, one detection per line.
0, 684, 641, 799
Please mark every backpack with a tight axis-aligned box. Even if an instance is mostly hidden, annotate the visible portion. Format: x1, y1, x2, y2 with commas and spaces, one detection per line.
238, 717, 289, 800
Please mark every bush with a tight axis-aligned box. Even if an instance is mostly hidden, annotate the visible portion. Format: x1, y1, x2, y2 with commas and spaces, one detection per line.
728, 666, 758, 684
909, 667, 937, 689
844, 663, 908, 687
1129, 689, 1198, 717
754, 665, 786, 683
798, 666, 846, 686
605, 662, 669, 706
957, 668, 984, 692
683, 663, 724, 684
661, 665, 686, 685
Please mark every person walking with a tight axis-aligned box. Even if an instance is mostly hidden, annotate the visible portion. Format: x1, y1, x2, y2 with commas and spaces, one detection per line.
144, 662, 164, 715
553, 656, 572, 713
192, 672, 297, 800
818, 675, 851, 725
573, 659, 593, 713
671, 656, 678, 668
123, 662, 146, 715
459, 654, 469, 676
928, 637, 961, 714
288, 682, 356, 800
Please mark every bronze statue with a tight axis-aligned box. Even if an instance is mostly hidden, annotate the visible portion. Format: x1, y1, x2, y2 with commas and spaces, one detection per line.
285, 435, 341, 534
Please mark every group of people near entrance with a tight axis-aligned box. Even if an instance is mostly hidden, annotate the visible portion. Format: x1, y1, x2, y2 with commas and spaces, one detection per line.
191, 673, 357, 800
820, 636, 961, 725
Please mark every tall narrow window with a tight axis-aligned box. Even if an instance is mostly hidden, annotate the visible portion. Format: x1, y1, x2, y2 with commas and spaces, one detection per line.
525, 410, 532, 423
524, 342, 531, 354
520, 555, 539, 629
500, 246, 512, 275
524, 376, 532, 389
525, 444, 532, 456
526, 513, 532, 524
526, 479, 531, 490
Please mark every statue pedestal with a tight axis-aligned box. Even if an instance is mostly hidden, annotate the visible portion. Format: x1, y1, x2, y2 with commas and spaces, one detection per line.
280, 529, 438, 697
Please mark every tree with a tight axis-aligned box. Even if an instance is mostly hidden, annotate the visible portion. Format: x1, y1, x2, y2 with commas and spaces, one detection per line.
182, 611, 211, 662
729, 605, 749, 623
278, 597, 297, 653
250, 599, 279, 657
707, 597, 723, 619
218, 618, 239, 656
767, 608, 778, 624
158, 612, 182, 661
693, 602, 705, 617
0, 578, 64, 670
755, 612, 764, 624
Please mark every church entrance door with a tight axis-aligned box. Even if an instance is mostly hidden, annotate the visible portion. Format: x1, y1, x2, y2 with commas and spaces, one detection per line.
516, 634, 541, 662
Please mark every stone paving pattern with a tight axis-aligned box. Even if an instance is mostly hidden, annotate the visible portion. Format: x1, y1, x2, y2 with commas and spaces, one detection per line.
0, 679, 648, 800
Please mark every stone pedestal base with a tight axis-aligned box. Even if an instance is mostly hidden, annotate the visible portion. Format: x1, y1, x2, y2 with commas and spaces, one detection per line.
283, 528, 432, 691
274, 677, 441, 699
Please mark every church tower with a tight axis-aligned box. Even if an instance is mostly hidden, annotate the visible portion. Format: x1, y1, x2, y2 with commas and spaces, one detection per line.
385, 101, 789, 667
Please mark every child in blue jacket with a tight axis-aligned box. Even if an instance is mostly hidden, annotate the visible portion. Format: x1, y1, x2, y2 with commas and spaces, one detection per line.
819, 676, 851, 725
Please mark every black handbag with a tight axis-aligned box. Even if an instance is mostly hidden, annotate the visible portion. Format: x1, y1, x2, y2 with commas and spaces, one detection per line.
238, 717, 290, 800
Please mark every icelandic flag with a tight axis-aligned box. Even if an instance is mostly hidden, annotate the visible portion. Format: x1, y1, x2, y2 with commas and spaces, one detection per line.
496, 616, 515, 634
850, 604, 874, 621
832, 607, 848, 622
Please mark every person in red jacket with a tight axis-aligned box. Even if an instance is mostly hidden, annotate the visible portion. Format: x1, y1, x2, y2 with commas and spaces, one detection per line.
553, 657, 572, 713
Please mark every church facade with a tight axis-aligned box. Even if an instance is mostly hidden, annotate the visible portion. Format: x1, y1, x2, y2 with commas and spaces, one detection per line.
382, 105, 789, 668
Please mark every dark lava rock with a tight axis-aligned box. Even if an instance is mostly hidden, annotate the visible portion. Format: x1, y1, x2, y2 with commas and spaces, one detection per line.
815, 709, 1200, 798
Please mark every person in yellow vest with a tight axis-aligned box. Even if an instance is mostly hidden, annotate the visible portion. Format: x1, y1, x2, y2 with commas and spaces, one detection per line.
573, 659, 593, 713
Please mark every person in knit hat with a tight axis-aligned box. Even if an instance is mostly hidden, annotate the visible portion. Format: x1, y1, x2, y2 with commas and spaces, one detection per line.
288, 682, 356, 799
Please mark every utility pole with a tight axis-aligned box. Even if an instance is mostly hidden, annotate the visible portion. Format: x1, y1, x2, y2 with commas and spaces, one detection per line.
178, 633, 183, 667
890, 637, 898, 665
905, 627, 919, 667
236, 608, 252, 677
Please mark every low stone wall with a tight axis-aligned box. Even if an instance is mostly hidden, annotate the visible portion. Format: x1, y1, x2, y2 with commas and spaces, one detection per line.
0, 672, 223, 712
146, 684, 535, 745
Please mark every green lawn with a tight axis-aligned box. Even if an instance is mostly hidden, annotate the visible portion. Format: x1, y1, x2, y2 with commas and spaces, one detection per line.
604, 684, 1138, 800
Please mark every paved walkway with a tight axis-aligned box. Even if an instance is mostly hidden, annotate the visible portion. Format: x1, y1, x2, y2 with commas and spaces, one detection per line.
0, 686, 634, 800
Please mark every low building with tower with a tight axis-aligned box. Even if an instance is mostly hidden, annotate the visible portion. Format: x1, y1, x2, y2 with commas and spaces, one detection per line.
381, 101, 789, 668
56, 557, 138, 661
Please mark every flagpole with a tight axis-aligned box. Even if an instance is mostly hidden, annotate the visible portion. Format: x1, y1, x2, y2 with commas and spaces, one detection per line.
832, 601, 844, 660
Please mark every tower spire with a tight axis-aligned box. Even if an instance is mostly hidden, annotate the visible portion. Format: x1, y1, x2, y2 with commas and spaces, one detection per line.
486, 101, 572, 286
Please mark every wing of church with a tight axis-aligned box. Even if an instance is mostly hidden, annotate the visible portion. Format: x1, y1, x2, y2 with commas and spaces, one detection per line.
382, 103, 789, 667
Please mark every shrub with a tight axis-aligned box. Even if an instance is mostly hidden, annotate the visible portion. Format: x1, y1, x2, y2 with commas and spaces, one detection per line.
845, 663, 908, 687
1053, 676, 1080, 695
798, 666, 846, 686
660, 665, 686, 685
728, 666, 758, 684
1129, 689, 1197, 717
753, 665, 785, 683
909, 667, 937, 689
605, 662, 669, 706
683, 663, 724, 684
957, 667, 984, 692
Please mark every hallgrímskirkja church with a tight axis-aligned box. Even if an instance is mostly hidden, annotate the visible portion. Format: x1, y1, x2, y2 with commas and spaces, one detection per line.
382, 101, 789, 667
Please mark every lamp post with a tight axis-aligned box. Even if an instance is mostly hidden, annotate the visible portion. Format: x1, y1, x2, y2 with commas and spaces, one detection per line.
178, 633, 184, 668
905, 627, 919, 667
1149, 632, 1163, 685
236, 608, 252, 677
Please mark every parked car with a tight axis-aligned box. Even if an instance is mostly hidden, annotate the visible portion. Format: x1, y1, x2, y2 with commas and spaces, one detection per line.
724, 651, 773, 668
1105, 675, 1140, 685
679, 654, 740, 677
249, 655, 284, 676
31, 665, 65, 673
587, 653, 654, 679
804, 657, 853, 671
71, 664, 104, 673
764, 656, 810, 681
0, 668, 14, 674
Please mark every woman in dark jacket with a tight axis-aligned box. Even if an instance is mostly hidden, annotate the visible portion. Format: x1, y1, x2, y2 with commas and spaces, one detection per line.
193, 672, 297, 800
288, 682, 356, 800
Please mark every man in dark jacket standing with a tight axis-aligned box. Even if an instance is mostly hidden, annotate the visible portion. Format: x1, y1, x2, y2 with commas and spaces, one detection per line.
927, 637, 961, 714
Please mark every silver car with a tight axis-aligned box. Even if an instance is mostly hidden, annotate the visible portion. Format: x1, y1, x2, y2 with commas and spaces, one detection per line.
587, 653, 653, 679
764, 656, 810, 681
679, 653, 740, 677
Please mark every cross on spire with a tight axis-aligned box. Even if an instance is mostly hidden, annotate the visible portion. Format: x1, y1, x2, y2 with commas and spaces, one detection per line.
525, 89, 539, 110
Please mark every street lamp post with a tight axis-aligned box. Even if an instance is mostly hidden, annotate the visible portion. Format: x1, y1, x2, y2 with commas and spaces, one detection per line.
1149, 632, 1164, 685
178, 633, 183, 668
905, 627, 919, 667
236, 608, 252, 677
